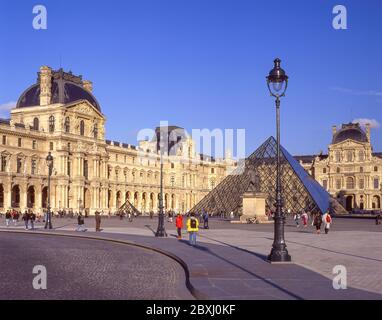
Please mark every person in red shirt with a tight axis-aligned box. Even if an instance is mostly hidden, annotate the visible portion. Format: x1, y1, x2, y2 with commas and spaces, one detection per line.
175, 214, 183, 239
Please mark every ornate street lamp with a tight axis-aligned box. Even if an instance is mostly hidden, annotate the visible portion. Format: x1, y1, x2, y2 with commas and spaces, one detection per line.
156, 135, 167, 237
44, 152, 53, 229
266, 58, 291, 262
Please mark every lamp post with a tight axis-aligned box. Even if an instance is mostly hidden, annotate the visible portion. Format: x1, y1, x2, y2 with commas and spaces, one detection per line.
266, 58, 291, 262
156, 141, 167, 237
44, 152, 53, 229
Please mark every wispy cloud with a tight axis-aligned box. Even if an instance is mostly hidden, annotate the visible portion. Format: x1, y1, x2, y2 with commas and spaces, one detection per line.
352, 118, 380, 129
0, 101, 16, 118
331, 86, 382, 97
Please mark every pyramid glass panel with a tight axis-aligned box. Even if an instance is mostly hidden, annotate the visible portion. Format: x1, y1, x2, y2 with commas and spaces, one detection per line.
191, 137, 339, 215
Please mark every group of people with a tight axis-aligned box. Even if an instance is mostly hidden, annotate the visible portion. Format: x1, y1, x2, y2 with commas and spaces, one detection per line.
293, 210, 333, 234
4, 210, 38, 230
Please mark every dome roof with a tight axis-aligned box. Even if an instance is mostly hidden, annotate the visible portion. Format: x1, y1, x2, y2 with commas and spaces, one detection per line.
332, 123, 368, 144
16, 68, 101, 111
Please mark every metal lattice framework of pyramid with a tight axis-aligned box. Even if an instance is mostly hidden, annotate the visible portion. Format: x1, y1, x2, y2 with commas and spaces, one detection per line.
118, 199, 141, 215
191, 136, 345, 215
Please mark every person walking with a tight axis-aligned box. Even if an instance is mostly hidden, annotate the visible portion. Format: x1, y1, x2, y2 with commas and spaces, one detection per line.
313, 213, 322, 234
76, 213, 87, 232
175, 213, 183, 239
150, 210, 154, 219
29, 211, 36, 230
301, 211, 309, 227
22, 211, 29, 230
376, 214, 381, 225
324, 211, 332, 234
203, 211, 209, 229
293, 212, 301, 228
186, 213, 199, 246
95, 211, 102, 232
5, 210, 11, 227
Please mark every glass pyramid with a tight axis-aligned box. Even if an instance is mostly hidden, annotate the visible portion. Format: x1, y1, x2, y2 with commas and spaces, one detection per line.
191, 136, 340, 216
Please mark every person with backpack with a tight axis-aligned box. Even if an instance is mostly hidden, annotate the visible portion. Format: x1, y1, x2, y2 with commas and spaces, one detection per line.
5, 211, 11, 227
22, 211, 29, 230
293, 212, 301, 228
175, 213, 183, 239
202, 211, 209, 229
324, 211, 332, 234
29, 211, 36, 230
313, 213, 322, 234
186, 213, 199, 246
76, 212, 87, 232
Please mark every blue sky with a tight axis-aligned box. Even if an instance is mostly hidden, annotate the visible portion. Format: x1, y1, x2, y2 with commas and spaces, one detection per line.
0, 0, 381, 156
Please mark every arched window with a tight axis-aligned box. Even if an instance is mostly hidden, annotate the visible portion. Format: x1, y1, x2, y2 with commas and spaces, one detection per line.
346, 177, 354, 189
80, 120, 85, 136
358, 150, 365, 161
64, 117, 70, 133
33, 118, 39, 131
49, 116, 55, 133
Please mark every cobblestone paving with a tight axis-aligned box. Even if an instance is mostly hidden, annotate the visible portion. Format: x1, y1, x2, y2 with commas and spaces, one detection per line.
0, 232, 193, 300
1, 216, 381, 299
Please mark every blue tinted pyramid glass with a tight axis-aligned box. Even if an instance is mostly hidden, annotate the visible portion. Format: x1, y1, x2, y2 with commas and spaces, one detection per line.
191, 136, 338, 216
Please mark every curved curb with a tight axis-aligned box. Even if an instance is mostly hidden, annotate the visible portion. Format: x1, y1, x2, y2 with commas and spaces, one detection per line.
0, 229, 207, 300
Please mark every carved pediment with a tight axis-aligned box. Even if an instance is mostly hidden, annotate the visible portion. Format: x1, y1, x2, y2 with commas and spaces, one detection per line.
66, 101, 104, 120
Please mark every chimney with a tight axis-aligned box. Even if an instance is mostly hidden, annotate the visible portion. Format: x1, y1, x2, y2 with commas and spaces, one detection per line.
39, 66, 52, 105
332, 125, 337, 137
365, 123, 371, 141
83, 80, 93, 93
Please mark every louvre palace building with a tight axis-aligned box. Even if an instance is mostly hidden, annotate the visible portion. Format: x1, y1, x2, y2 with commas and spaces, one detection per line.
0, 66, 235, 215
296, 123, 382, 212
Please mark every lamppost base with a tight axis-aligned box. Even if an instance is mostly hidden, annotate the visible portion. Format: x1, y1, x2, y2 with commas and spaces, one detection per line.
267, 249, 292, 263
155, 229, 167, 237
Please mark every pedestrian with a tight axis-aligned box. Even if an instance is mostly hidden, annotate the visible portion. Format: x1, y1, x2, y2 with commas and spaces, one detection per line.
376, 214, 381, 225
301, 211, 309, 227
5, 210, 11, 227
168, 211, 173, 223
95, 211, 102, 231
293, 212, 301, 228
175, 213, 183, 239
313, 213, 322, 234
324, 211, 332, 234
150, 211, 154, 219
186, 213, 199, 246
29, 211, 36, 230
230, 211, 234, 219
22, 211, 29, 230
128, 211, 133, 222
76, 212, 87, 232
203, 211, 209, 229
12, 210, 19, 226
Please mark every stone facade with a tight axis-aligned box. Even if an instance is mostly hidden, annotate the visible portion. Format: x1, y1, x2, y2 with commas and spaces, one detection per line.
296, 123, 382, 212
0, 66, 235, 215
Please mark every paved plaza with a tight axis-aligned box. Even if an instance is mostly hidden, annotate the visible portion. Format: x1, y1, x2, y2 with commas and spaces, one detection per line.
1, 216, 381, 299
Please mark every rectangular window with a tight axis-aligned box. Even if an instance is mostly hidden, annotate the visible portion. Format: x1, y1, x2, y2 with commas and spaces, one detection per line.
2, 135, 6, 145
322, 180, 328, 190
18, 138, 22, 147
67, 161, 71, 177
84, 160, 88, 179
336, 179, 341, 190
31, 160, 36, 175
359, 179, 364, 189
374, 178, 379, 189
32, 140, 37, 150
1, 156, 6, 172
17, 158, 22, 174
50, 142, 54, 151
